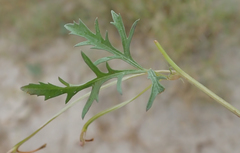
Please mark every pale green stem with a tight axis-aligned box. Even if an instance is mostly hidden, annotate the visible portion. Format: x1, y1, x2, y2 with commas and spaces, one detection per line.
7, 70, 173, 153
9, 71, 175, 153
80, 84, 152, 146
154, 40, 240, 118
7, 91, 91, 153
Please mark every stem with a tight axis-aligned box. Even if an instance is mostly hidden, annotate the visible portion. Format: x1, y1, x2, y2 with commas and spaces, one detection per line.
154, 40, 240, 118
80, 84, 152, 146
9, 71, 171, 153
8, 70, 173, 152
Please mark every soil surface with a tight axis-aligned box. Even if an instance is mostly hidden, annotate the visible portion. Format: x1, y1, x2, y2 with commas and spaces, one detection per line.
1, 2, 240, 153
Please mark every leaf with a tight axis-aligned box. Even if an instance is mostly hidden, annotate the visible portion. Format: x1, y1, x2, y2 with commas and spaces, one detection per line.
110, 10, 139, 59
21, 81, 83, 103
21, 10, 147, 119
21, 52, 145, 118
21, 77, 89, 103
65, 19, 120, 56
81, 52, 145, 118
146, 69, 165, 111
64, 10, 143, 70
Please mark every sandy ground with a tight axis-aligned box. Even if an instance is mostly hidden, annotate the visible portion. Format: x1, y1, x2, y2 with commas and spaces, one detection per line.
1, 4, 240, 153
1, 33, 240, 153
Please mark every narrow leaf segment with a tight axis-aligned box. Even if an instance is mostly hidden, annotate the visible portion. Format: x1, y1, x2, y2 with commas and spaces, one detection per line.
147, 69, 165, 111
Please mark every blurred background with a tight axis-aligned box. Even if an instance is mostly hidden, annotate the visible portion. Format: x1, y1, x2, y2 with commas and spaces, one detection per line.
1, 0, 240, 152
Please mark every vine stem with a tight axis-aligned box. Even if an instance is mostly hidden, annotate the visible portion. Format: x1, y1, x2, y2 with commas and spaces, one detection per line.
154, 40, 240, 118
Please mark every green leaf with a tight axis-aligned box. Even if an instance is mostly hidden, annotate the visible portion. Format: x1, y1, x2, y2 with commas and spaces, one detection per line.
21, 81, 85, 103
21, 10, 147, 119
146, 69, 165, 111
110, 10, 139, 59
81, 52, 145, 118
65, 19, 120, 56
64, 10, 143, 70
21, 51, 145, 118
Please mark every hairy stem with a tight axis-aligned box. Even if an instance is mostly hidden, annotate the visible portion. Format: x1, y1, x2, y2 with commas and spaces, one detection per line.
154, 40, 240, 118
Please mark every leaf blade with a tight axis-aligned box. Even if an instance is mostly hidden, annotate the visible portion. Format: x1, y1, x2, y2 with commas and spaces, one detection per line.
21, 82, 86, 103
146, 69, 165, 111
64, 19, 122, 56
110, 11, 139, 60
64, 11, 144, 70
22, 10, 147, 119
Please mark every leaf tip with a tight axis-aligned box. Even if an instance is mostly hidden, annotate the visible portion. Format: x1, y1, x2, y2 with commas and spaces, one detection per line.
64, 22, 75, 32
58, 77, 70, 87
20, 84, 32, 95
111, 10, 117, 16
82, 111, 87, 119
20, 86, 25, 91
118, 89, 123, 95
63, 23, 71, 29
65, 98, 70, 104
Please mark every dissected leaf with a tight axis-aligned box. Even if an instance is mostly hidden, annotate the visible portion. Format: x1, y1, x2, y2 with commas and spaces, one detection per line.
64, 11, 143, 70
65, 19, 120, 56
110, 10, 139, 59
81, 52, 145, 118
21, 51, 145, 118
146, 69, 165, 111
16, 10, 173, 152
21, 10, 148, 119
